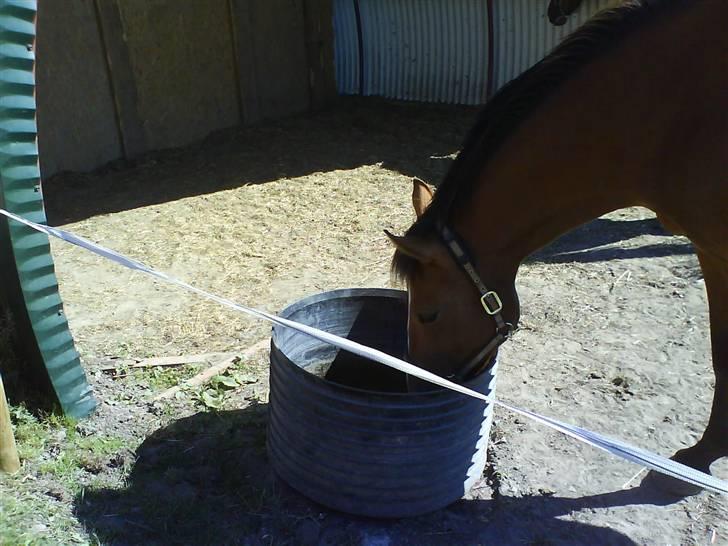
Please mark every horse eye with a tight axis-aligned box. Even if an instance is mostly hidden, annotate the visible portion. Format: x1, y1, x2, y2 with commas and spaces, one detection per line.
417, 310, 440, 324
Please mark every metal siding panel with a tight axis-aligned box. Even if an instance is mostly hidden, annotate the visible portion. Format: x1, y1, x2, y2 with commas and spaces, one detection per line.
461, 1, 472, 102
513, 0, 523, 81
492, 0, 505, 90
405, 0, 418, 102
459, 1, 469, 102
503, 0, 514, 85
444, 1, 454, 103
407, 1, 418, 101
465, 0, 477, 103
333, 0, 358, 95
441, 1, 452, 102
333, 0, 490, 105
405, 2, 422, 100
427, 0, 439, 102
476, 0, 490, 103
412, 1, 424, 101
348, 0, 361, 94
478, 0, 490, 103
332, 0, 344, 93
405, 1, 415, 101
359, 0, 374, 96
391, 0, 400, 99
333, 0, 613, 104
390, 0, 401, 99
491, 0, 615, 92
0, 0, 95, 418
422, 0, 436, 102
371, 0, 382, 98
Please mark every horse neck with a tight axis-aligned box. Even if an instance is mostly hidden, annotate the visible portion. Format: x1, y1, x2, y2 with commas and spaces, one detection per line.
453, 0, 724, 267
455, 157, 636, 267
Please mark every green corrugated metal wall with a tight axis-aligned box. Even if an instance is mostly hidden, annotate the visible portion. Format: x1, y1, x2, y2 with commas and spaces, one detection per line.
0, 0, 95, 418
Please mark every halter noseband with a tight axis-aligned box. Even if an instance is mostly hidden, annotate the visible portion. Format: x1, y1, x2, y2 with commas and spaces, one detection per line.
440, 225, 513, 381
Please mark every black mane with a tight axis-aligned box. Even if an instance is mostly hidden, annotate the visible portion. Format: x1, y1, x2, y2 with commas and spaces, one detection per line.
392, 0, 685, 282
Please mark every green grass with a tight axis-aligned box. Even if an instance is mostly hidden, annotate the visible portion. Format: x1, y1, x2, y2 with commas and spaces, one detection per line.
135, 363, 204, 391
129, 358, 258, 410
11, 405, 124, 484
36, 430, 127, 495
0, 332, 269, 544
10, 405, 49, 461
0, 484, 92, 546
1, 403, 129, 545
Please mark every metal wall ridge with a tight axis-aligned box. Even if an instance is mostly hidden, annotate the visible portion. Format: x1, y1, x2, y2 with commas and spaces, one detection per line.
334, 0, 614, 104
0, 0, 95, 418
491, 0, 616, 92
334, 0, 490, 105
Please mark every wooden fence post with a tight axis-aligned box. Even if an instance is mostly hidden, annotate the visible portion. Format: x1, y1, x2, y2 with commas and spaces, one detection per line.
0, 374, 20, 474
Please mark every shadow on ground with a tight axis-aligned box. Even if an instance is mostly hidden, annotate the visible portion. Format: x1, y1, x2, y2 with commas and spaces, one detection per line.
43, 96, 696, 270
43, 98, 476, 225
75, 406, 679, 546
530, 217, 695, 264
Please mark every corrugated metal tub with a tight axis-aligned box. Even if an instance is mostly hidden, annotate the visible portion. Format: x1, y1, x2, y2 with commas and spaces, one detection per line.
267, 288, 498, 518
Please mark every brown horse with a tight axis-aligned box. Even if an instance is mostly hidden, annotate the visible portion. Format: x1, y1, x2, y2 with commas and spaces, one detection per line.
388, 0, 727, 495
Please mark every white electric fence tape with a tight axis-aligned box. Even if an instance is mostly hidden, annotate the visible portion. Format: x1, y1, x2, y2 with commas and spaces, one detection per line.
3, 207, 726, 496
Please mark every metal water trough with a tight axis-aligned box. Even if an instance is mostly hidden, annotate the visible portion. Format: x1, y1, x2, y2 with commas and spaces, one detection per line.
267, 288, 498, 518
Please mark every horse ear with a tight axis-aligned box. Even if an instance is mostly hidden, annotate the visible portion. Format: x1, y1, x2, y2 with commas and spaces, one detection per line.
548, 0, 583, 25
384, 230, 436, 263
412, 177, 433, 218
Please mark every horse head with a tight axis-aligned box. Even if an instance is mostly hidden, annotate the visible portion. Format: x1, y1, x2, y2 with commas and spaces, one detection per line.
387, 179, 520, 390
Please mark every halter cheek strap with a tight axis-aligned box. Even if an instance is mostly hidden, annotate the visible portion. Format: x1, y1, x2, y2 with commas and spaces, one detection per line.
440, 225, 513, 381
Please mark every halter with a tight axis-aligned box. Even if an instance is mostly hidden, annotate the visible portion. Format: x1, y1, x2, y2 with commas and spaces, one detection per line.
440, 225, 513, 381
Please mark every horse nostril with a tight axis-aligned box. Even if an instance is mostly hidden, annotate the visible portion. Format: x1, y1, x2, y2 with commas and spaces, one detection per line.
417, 310, 440, 324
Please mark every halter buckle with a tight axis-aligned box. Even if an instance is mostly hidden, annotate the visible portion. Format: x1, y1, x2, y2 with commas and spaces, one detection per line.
480, 291, 503, 315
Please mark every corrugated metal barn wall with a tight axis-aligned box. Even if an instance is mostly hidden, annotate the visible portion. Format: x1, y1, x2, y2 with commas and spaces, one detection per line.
491, 0, 616, 92
335, 0, 490, 104
334, 0, 615, 105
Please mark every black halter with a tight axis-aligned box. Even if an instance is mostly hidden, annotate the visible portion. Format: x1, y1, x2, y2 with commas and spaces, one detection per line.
440, 225, 513, 381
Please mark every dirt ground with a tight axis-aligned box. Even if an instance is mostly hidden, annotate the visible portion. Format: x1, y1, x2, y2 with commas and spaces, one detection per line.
14, 97, 728, 544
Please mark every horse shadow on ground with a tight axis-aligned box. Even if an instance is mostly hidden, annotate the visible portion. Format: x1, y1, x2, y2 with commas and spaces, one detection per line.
75, 405, 680, 546
529, 217, 695, 264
